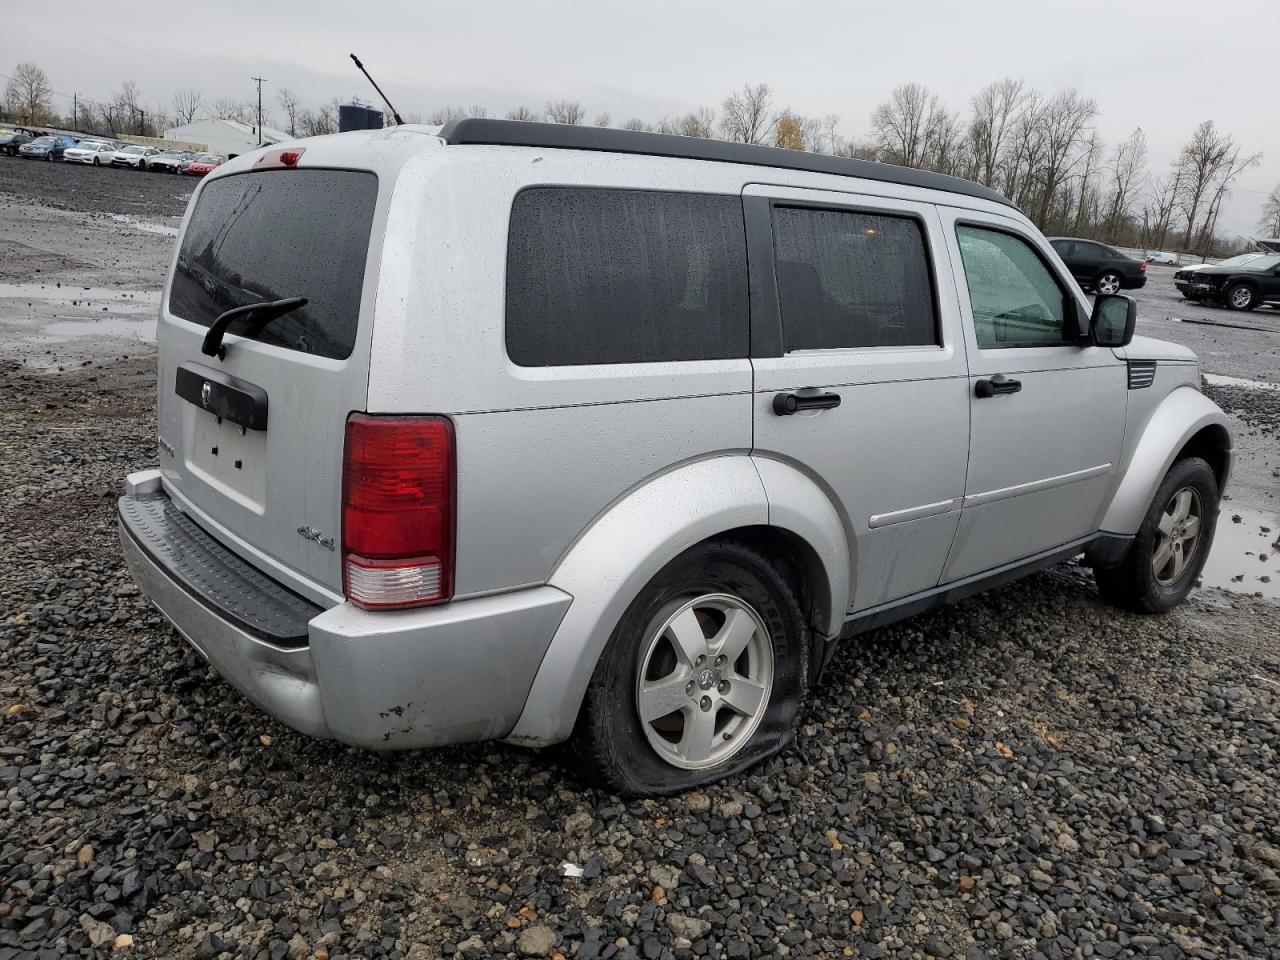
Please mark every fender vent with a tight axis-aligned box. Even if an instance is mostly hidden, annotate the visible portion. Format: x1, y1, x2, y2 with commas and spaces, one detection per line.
1128, 360, 1156, 389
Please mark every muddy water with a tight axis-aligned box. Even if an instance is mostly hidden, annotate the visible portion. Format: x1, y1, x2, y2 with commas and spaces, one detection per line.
1201, 505, 1280, 601
0, 282, 160, 311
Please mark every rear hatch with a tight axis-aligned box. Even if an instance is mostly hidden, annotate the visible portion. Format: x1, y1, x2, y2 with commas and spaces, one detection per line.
156, 161, 383, 602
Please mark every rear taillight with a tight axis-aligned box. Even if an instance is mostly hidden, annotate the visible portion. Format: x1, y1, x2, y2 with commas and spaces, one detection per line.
342, 414, 454, 609
1140, 261, 1147, 272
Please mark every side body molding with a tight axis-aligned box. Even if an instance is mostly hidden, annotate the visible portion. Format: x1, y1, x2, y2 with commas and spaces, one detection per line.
505, 454, 849, 747
1099, 386, 1232, 535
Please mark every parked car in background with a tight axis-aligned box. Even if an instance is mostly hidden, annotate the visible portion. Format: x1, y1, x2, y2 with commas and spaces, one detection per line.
119, 121, 1232, 795
1175, 254, 1280, 310
18, 135, 79, 161
64, 140, 118, 165
110, 144, 163, 170
1049, 238, 1147, 293
1175, 252, 1266, 280
182, 153, 226, 176
149, 150, 194, 174
0, 127, 35, 156
1145, 251, 1179, 265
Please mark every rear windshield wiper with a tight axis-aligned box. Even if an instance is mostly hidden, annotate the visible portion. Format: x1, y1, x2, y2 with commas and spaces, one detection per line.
201, 297, 308, 360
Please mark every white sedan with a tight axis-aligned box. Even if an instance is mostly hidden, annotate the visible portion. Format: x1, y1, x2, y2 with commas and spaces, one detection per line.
63, 141, 118, 166
110, 144, 162, 170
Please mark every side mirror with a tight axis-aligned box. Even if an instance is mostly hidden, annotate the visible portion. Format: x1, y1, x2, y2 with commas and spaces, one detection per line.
1091, 294, 1136, 348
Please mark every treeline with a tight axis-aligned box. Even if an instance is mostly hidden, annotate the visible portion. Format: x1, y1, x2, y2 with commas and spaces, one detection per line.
5, 62, 1271, 254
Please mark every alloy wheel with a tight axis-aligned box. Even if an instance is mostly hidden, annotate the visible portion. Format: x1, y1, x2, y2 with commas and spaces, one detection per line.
636, 593, 774, 770
1097, 273, 1122, 295
1230, 286, 1253, 309
1153, 487, 1203, 586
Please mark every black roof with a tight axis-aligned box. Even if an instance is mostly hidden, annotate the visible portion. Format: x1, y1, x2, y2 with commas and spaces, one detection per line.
438, 118, 1015, 209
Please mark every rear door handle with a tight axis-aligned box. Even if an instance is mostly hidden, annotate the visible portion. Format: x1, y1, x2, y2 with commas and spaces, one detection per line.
974, 374, 1022, 399
773, 389, 842, 416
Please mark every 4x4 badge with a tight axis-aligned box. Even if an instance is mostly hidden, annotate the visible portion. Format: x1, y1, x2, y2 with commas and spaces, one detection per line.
297, 526, 335, 551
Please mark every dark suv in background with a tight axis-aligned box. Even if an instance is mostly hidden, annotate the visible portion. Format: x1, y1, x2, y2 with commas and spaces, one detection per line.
1050, 238, 1147, 294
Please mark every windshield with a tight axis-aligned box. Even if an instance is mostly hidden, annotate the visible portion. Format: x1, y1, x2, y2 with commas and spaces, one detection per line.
1217, 254, 1262, 267
29, 137, 54, 147
121, 145, 144, 154
194, 153, 221, 163
1242, 255, 1280, 271
169, 169, 378, 360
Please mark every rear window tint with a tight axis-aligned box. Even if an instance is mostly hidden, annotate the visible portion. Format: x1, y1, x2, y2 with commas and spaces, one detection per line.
505, 188, 749, 366
773, 206, 938, 350
169, 170, 378, 360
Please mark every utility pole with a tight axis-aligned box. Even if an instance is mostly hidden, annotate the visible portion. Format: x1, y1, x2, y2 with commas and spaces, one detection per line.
251, 76, 267, 145
73, 93, 77, 131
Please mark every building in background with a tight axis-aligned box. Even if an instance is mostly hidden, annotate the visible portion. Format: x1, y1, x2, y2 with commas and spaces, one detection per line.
162, 118, 290, 157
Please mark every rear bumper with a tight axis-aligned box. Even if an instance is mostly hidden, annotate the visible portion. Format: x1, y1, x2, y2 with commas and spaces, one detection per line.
119, 470, 572, 749
1126, 275, 1148, 289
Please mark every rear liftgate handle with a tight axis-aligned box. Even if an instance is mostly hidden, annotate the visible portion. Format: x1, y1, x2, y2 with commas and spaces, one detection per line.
974, 374, 1023, 399
773, 388, 842, 416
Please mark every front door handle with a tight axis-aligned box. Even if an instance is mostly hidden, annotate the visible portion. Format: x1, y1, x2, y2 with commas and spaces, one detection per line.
974, 374, 1022, 399
773, 389, 842, 416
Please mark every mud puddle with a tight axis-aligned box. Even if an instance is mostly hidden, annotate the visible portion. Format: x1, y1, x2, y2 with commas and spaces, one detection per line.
1201, 505, 1280, 601
0, 282, 161, 311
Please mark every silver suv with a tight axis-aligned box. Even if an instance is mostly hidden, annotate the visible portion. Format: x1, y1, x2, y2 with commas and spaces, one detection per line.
120, 120, 1232, 795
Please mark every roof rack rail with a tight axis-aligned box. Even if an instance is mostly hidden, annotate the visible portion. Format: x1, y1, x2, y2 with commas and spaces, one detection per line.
438, 118, 1015, 209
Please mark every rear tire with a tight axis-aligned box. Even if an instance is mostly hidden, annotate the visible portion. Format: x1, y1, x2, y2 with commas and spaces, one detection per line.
1095, 457, 1219, 613
570, 540, 811, 796
93, 156, 100, 166
1096, 271, 1123, 295
1225, 283, 1256, 311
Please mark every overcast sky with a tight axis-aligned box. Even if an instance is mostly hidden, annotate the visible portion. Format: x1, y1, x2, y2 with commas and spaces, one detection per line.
6, 0, 1278, 238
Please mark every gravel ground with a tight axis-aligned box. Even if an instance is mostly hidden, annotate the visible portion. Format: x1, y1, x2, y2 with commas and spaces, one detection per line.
2, 361, 1279, 960
2, 158, 1280, 960
0, 157, 190, 219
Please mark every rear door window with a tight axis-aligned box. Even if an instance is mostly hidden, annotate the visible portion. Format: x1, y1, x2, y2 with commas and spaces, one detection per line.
505, 187, 749, 366
169, 170, 378, 360
771, 206, 939, 350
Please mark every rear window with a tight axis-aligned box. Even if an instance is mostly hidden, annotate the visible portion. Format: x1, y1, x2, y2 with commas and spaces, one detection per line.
505, 187, 749, 366
169, 169, 378, 360
772, 206, 938, 350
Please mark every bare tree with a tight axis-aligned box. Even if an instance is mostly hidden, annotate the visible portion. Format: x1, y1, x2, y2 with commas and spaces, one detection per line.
298, 100, 338, 137
276, 88, 301, 136
657, 108, 716, 139
870, 82, 935, 167
1175, 121, 1234, 251
1103, 128, 1147, 239
593, 112, 611, 127
1259, 184, 1280, 237
966, 79, 1025, 187
1029, 88, 1098, 228
506, 105, 540, 122
545, 100, 586, 125
1070, 132, 1104, 236
622, 117, 653, 133
172, 89, 202, 126
3, 63, 55, 126
211, 98, 251, 123
1194, 146, 1261, 254
719, 83, 775, 144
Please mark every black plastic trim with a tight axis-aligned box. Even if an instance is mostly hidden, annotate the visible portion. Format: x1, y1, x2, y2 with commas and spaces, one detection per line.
743, 194, 782, 358
120, 493, 321, 648
1127, 360, 1157, 389
839, 534, 1098, 639
176, 362, 269, 431
439, 118, 1016, 209
1083, 532, 1136, 568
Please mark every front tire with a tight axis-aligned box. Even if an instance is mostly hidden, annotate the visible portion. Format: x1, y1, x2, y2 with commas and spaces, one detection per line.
93, 156, 100, 166
1095, 457, 1219, 613
571, 540, 811, 796
1225, 283, 1256, 311
1096, 271, 1123, 295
